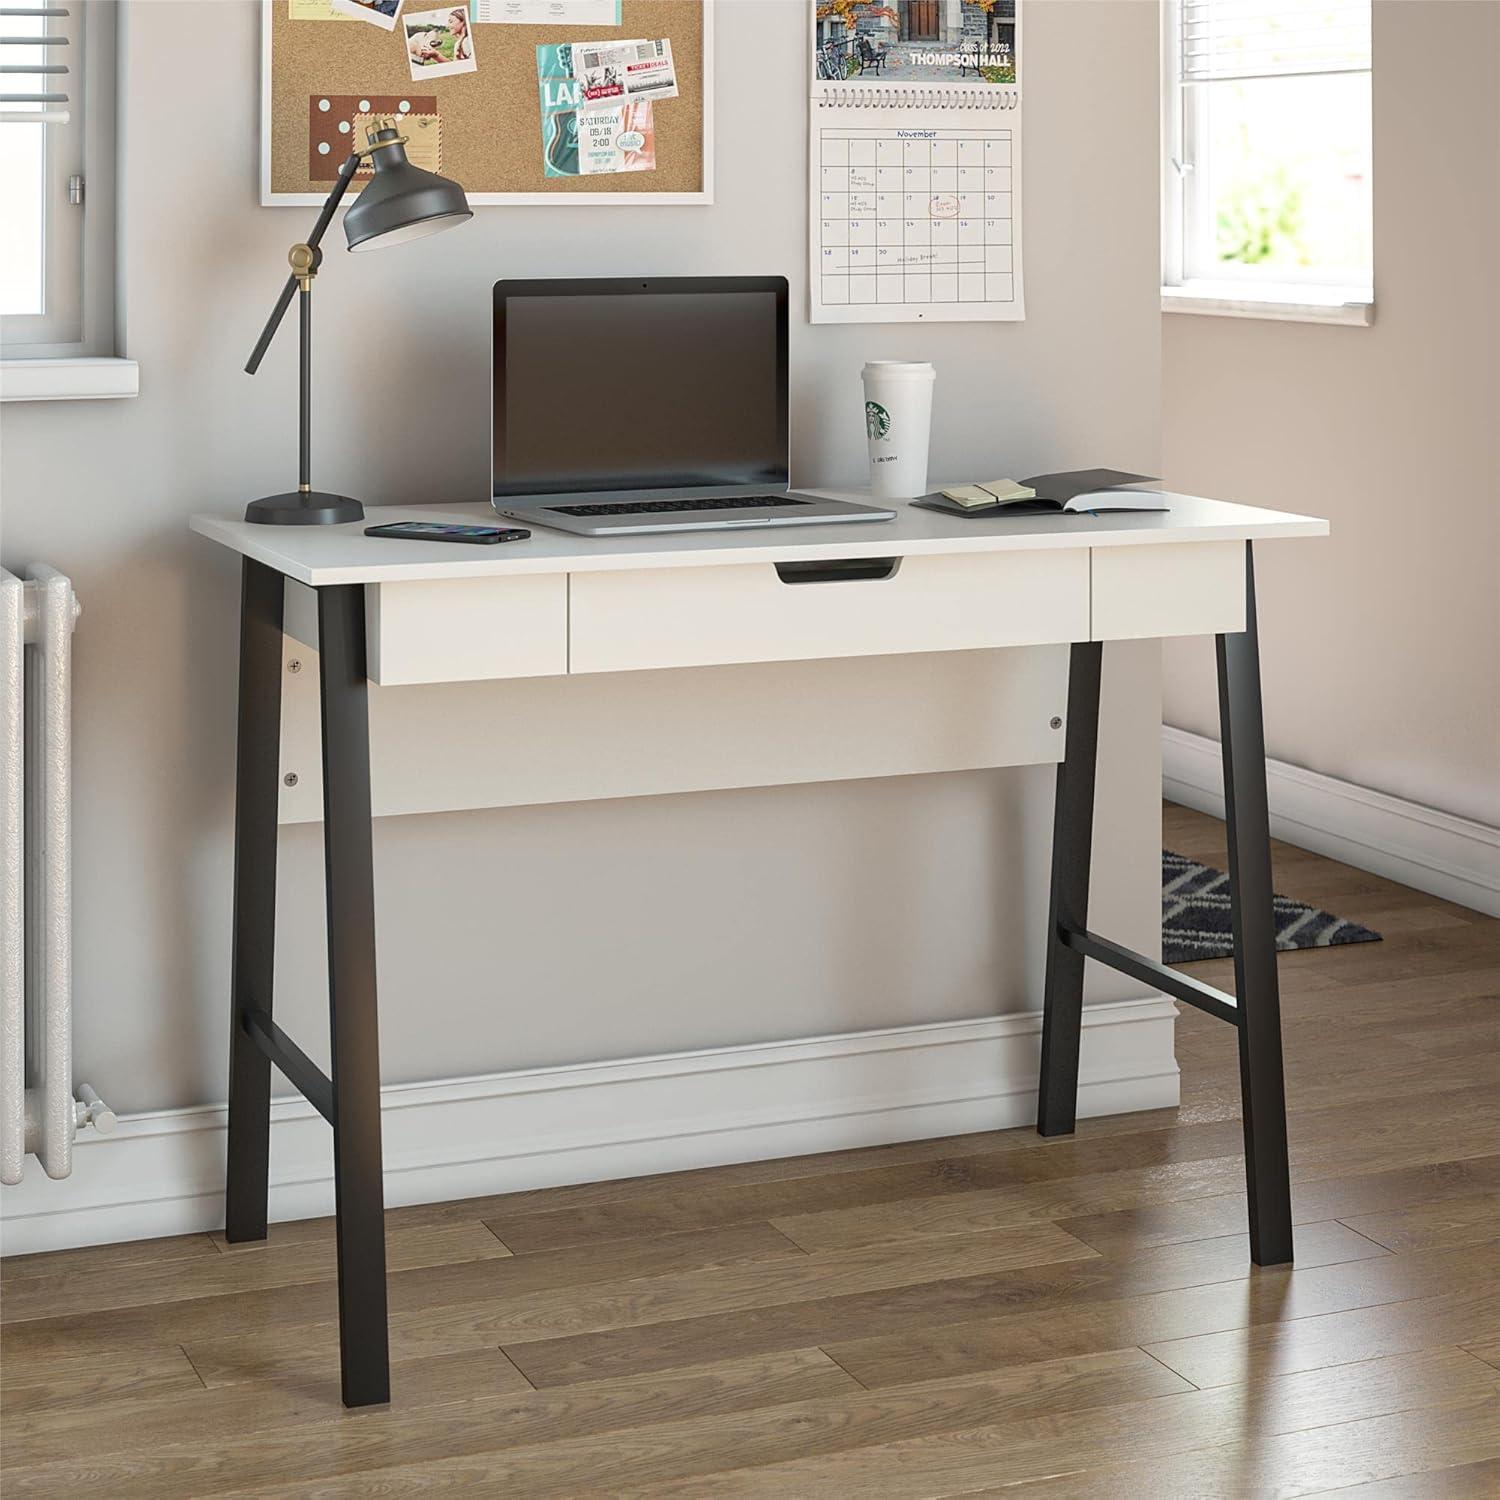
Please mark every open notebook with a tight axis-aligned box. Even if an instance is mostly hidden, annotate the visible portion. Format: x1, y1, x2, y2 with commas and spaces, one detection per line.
912, 468, 1169, 519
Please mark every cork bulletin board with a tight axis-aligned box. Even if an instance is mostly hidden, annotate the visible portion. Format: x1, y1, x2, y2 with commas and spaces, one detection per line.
261, 0, 712, 205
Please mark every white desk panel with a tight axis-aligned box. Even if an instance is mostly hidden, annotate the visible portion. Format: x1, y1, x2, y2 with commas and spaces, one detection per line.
274, 641, 1072, 824
191, 491, 1329, 588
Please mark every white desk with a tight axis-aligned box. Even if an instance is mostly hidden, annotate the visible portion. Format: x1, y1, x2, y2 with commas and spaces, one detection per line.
192, 491, 1328, 1407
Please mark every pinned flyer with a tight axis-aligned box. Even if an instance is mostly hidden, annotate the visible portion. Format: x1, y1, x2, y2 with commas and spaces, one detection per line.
405, 4, 478, 78
471, 0, 621, 22
291, 0, 356, 20
576, 99, 654, 172
537, 42, 655, 175
574, 38, 676, 109
330, 0, 403, 29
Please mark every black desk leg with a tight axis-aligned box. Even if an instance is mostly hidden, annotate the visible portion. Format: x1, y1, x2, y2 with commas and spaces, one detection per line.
1217, 544, 1293, 1266
226, 559, 285, 1244
1037, 640, 1103, 1137
317, 583, 391, 1407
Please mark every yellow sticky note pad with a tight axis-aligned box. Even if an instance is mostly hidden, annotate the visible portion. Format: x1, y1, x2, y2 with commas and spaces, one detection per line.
940, 485, 1001, 509
290, 0, 353, 19
975, 479, 1036, 502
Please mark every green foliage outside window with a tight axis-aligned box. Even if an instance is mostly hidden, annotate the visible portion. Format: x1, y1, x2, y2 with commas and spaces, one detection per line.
1216, 166, 1308, 267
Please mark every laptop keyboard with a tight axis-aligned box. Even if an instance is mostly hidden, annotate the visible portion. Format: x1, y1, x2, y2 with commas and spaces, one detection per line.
545, 496, 811, 517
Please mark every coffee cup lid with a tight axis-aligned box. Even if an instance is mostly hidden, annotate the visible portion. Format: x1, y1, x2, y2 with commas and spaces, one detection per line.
862, 361, 936, 378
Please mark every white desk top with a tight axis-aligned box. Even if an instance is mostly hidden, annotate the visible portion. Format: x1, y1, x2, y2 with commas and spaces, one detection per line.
190, 490, 1329, 587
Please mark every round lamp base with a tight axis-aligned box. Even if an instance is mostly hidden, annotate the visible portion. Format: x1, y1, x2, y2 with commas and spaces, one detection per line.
245, 491, 364, 526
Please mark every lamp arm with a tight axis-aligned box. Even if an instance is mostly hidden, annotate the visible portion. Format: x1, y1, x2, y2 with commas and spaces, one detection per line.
303, 149, 365, 254
244, 152, 363, 375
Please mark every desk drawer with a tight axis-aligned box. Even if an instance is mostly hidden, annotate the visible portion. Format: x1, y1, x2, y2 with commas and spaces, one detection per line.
366, 576, 567, 684
569, 550, 1090, 674
1091, 541, 1246, 641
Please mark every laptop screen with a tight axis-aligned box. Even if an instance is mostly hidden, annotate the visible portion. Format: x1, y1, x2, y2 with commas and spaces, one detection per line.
492, 278, 789, 500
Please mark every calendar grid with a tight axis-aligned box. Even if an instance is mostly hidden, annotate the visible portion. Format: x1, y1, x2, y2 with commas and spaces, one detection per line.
818, 127, 1015, 310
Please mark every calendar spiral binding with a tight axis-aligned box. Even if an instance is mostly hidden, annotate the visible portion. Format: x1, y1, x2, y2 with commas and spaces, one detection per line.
814, 85, 1019, 111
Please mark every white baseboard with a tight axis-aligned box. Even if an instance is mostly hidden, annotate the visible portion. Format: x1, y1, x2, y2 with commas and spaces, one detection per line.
0, 998, 1178, 1258
1163, 726, 1500, 918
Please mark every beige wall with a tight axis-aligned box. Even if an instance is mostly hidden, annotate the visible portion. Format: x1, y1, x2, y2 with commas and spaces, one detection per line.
0, 0, 1164, 1115
1162, 0, 1500, 827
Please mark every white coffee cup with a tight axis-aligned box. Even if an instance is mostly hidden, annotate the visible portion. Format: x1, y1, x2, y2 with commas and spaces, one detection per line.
861, 361, 936, 501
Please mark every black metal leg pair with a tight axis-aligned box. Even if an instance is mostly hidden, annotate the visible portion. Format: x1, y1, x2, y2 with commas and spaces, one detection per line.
1037, 542, 1293, 1267
224, 558, 390, 1407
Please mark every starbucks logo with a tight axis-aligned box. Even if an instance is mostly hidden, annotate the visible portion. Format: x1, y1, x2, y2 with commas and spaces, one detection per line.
865, 400, 891, 442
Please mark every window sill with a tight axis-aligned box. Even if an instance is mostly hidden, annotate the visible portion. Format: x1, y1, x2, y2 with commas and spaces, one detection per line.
0, 357, 140, 403
1162, 283, 1374, 327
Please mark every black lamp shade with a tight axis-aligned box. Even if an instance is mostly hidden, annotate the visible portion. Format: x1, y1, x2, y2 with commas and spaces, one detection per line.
343, 134, 472, 252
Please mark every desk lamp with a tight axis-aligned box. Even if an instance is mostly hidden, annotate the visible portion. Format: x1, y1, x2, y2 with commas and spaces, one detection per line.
243, 118, 472, 526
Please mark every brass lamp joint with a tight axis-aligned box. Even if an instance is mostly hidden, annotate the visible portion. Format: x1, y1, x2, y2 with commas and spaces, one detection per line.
288, 242, 321, 293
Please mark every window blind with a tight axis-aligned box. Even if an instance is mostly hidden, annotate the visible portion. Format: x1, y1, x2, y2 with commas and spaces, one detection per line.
1180, 0, 1371, 85
0, 4, 70, 124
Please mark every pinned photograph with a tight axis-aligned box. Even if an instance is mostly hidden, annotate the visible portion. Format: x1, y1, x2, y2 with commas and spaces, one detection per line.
405, 5, 479, 79
330, 0, 403, 30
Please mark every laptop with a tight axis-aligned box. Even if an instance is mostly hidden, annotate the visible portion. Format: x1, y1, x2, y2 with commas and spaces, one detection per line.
491, 276, 896, 536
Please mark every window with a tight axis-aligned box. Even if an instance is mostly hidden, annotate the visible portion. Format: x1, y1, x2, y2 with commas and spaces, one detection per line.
1, 1, 118, 361
1163, 0, 1373, 320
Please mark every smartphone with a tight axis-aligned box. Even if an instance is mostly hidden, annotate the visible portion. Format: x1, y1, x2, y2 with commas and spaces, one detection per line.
364, 521, 531, 546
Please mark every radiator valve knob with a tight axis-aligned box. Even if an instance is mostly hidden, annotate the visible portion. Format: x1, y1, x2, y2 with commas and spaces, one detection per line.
75, 1085, 117, 1136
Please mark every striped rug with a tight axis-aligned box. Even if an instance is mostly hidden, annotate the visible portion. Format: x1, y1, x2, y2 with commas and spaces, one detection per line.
1163, 849, 1382, 965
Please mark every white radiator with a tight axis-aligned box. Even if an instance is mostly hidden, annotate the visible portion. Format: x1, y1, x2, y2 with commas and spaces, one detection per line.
1, 565, 113, 1185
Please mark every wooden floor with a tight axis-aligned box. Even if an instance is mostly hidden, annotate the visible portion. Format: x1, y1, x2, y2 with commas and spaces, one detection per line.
5, 803, 1500, 1497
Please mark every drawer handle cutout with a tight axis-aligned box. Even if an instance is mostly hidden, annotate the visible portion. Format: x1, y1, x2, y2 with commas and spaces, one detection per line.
774, 557, 901, 585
